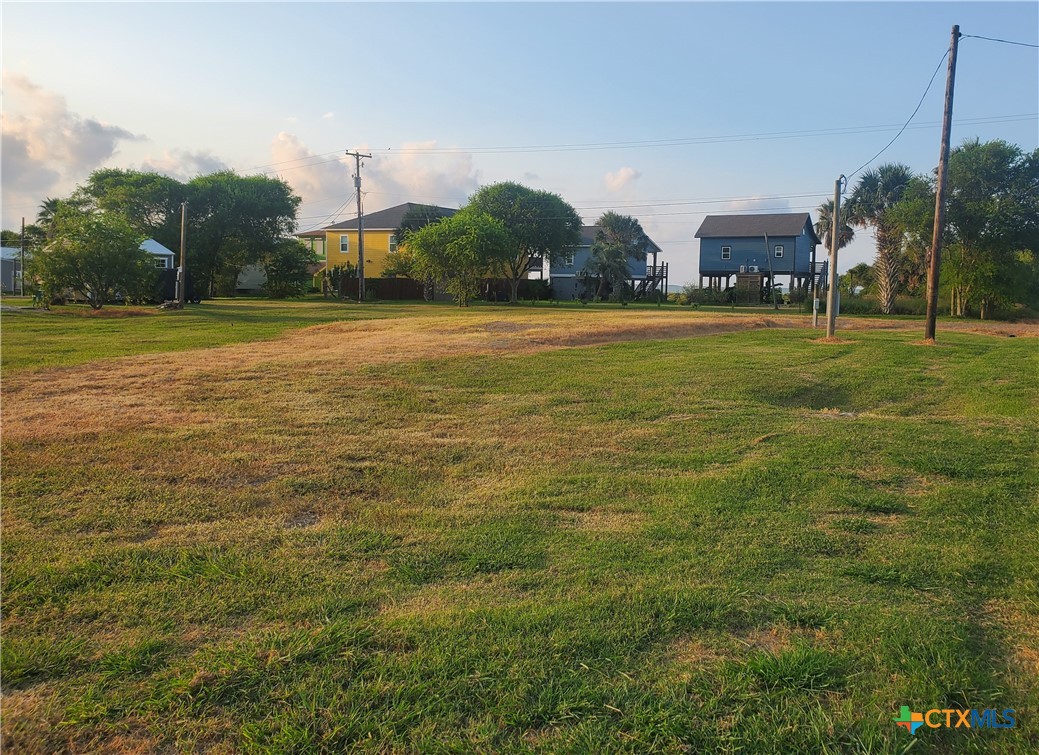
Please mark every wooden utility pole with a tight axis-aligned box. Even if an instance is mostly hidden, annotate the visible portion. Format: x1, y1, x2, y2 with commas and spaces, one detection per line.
346, 150, 372, 301
825, 176, 846, 338
925, 25, 961, 341
178, 201, 188, 306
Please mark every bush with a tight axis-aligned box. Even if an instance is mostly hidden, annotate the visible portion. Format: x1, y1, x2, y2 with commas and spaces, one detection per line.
526, 280, 552, 302
682, 286, 732, 306
822, 295, 928, 316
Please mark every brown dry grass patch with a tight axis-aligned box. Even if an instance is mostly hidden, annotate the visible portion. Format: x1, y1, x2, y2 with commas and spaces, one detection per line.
558, 508, 646, 532
984, 600, 1039, 682
1, 311, 800, 443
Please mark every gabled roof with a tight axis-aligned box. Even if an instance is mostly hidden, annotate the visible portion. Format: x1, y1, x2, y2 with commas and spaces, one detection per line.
319, 202, 457, 232
140, 238, 175, 257
579, 225, 663, 254
695, 213, 821, 244
1, 246, 22, 261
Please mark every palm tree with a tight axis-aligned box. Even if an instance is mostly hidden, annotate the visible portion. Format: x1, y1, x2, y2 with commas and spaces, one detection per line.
814, 199, 855, 252
584, 212, 650, 301
36, 197, 62, 234
848, 164, 915, 314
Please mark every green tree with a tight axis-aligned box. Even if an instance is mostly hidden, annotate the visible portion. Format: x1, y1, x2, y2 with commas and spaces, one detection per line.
74, 169, 186, 250
848, 163, 915, 314
28, 211, 153, 309
584, 211, 650, 301
394, 204, 454, 242
186, 171, 301, 296
840, 262, 874, 296
886, 176, 936, 296
407, 211, 512, 306
390, 205, 452, 298
1, 226, 45, 249
262, 239, 317, 298
36, 196, 88, 240
465, 182, 582, 303
941, 139, 1039, 318
382, 244, 417, 279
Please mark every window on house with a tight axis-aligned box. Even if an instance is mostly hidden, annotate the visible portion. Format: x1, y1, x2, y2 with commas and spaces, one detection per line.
340, 236, 350, 254
560, 252, 575, 267
154, 258, 168, 269
389, 234, 398, 254
775, 245, 784, 258
721, 246, 731, 260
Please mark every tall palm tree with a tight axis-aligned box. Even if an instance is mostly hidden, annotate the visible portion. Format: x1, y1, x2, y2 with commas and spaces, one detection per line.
848, 164, 915, 314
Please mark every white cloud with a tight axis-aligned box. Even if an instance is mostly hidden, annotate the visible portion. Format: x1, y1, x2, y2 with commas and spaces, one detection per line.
321, 112, 334, 120
1, 72, 142, 226
604, 166, 641, 193
270, 133, 481, 228
137, 149, 230, 182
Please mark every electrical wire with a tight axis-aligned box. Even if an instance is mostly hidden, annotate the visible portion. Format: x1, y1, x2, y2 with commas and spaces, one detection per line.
845, 48, 951, 181
300, 190, 356, 231
962, 33, 1039, 48
247, 114, 1035, 177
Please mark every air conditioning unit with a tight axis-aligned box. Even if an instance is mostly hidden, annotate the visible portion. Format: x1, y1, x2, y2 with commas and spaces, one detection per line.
739, 265, 747, 273
749, 265, 759, 273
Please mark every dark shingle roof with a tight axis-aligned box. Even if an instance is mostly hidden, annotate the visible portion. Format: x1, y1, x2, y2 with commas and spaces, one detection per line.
695, 213, 820, 244
321, 202, 456, 232
580, 225, 663, 253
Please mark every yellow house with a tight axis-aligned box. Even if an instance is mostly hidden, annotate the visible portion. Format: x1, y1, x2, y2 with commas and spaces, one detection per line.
298, 202, 456, 281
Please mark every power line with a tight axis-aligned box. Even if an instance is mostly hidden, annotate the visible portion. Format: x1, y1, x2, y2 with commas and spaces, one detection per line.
249, 113, 1036, 177
962, 33, 1039, 49
846, 47, 951, 180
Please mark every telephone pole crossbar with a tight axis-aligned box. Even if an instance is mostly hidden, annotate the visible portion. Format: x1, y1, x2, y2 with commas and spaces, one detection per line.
345, 150, 372, 302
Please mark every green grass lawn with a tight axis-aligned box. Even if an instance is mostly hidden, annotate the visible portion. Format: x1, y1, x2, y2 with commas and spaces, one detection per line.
2, 304, 1036, 753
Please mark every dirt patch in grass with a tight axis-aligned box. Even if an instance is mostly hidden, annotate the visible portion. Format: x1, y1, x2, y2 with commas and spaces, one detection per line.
0, 686, 66, 754
984, 600, 1039, 680
669, 625, 834, 677
812, 336, 855, 344
669, 637, 728, 669
559, 508, 646, 532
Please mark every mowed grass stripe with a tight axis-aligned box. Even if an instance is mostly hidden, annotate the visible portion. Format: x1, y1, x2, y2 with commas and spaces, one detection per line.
2, 317, 1037, 752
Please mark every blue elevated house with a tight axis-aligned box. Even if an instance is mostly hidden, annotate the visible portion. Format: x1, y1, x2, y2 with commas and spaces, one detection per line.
695, 213, 824, 294
549, 225, 667, 300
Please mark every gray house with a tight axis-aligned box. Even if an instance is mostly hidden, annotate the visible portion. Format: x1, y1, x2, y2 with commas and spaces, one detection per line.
550, 226, 667, 300
1, 246, 23, 293
695, 213, 823, 294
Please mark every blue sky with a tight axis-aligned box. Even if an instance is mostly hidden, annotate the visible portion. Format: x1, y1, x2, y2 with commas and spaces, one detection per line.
3, 2, 1037, 284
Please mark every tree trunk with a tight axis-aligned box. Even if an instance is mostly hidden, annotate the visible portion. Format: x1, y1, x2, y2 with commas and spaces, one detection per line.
509, 277, 519, 304
873, 251, 899, 315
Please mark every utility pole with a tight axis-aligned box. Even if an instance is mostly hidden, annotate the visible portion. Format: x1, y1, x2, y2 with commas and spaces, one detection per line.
345, 150, 372, 301
178, 201, 188, 306
825, 175, 847, 338
925, 25, 961, 342
19, 217, 25, 296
